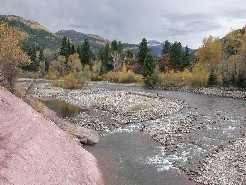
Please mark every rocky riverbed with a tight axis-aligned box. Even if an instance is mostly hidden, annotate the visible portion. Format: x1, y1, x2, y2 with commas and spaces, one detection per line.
193, 135, 246, 185
140, 90, 245, 185
31, 82, 184, 131
142, 111, 246, 185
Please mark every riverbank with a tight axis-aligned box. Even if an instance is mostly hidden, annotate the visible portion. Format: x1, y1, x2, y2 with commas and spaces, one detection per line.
0, 86, 104, 185
160, 86, 246, 100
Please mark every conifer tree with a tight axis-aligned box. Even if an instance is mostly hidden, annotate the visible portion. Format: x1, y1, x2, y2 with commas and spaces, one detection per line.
181, 46, 190, 70
162, 40, 172, 55
137, 38, 149, 66
142, 52, 155, 85
28, 48, 39, 71
111, 40, 123, 70
170, 41, 183, 70
80, 39, 92, 66
101, 43, 113, 72
60, 37, 71, 58
70, 44, 76, 55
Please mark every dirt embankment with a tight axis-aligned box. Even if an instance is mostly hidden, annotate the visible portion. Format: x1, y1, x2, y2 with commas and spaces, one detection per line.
0, 87, 104, 185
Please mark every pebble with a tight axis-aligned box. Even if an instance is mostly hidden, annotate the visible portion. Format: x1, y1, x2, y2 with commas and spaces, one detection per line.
192, 136, 246, 185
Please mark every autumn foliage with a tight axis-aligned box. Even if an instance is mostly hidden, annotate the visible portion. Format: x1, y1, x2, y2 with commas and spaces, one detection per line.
0, 22, 30, 92
103, 63, 143, 84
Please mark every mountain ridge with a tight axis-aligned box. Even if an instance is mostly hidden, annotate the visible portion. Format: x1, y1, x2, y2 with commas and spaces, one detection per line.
2, 14, 51, 32
0, 15, 195, 56
0, 15, 61, 49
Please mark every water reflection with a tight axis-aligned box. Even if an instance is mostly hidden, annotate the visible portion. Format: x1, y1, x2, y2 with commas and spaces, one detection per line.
41, 99, 84, 118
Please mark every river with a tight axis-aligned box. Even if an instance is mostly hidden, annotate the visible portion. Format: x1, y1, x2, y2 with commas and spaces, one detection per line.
42, 83, 246, 185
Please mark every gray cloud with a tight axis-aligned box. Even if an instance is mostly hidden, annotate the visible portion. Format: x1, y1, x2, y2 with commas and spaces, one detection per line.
1, 0, 246, 48
69, 23, 90, 30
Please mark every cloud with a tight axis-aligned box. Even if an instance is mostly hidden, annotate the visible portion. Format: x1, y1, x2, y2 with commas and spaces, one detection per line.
1, 0, 246, 48
69, 23, 90, 30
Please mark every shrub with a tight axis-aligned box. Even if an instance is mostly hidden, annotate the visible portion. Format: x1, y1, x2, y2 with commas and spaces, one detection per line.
91, 61, 102, 81
102, 69, 144, 84
79, 65, 91, 81
102, 71, 119, 82
53, 73, 87, 89
236, 72, 246, 89
222, 76, 230, 87
158, 70, 183, 87
118, 70, 135, 83
208, 71, 217, 86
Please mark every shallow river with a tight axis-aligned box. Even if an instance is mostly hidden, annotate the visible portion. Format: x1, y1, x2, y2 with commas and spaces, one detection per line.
43, 83, 246, 185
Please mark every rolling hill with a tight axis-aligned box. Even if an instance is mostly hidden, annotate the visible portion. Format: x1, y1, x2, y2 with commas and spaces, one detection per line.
55, 30, 110, 53
0, 15, 61, 50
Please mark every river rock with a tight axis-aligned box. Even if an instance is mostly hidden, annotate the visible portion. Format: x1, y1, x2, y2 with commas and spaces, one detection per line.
0, 87, 104, 185
62, 123, 99, 145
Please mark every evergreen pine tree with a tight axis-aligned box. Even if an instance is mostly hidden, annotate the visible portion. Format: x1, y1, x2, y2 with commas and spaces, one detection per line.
142, 52, 155, 85
137, 38, 149, 66
80, 39, 92, 66
162, 40, 172, 55
71, 44, 76, 55
103, 43, 113, 71
181, 46, 190, 70
208, 70, 217, 86
28, 48, 39, 72
60, 37, 70, 58
170, 41, 183, 71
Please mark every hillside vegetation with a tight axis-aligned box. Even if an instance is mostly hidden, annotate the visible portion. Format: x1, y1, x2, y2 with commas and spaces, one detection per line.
0, 15, 61, 49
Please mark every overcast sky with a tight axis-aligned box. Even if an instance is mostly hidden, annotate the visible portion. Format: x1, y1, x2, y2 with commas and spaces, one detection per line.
1, 0, 246, 48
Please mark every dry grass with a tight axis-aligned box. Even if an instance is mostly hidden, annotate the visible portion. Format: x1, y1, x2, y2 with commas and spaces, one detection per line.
129, 104, 149, 111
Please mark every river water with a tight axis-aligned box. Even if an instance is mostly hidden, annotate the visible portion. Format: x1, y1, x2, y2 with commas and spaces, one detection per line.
42, 83, 246, 185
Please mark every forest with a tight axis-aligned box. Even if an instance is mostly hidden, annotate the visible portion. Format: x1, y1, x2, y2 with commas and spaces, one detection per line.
0, 21, 246, 91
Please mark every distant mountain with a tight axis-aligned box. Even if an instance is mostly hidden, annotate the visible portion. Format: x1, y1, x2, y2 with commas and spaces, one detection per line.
0, 15, 61, 50
56, 30, 110, 52
147, 40, 196, 57
147, 40, 163, 56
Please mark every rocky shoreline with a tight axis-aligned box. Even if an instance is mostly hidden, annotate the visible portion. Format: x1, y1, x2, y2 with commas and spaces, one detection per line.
158, 86, 246, 100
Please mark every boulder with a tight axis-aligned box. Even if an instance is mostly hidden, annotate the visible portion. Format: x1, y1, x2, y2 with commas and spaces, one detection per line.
0, 87, 104, 185
61, 122, 100, 145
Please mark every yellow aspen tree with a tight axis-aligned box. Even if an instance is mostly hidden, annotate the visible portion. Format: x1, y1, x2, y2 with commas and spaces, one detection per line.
0, 22, 30, 92
197, 35, 222, 72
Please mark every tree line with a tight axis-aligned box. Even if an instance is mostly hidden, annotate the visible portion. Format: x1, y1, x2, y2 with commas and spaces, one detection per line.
0, 21, 245, 91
